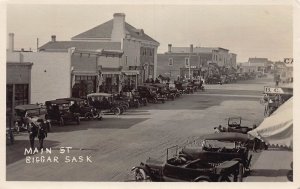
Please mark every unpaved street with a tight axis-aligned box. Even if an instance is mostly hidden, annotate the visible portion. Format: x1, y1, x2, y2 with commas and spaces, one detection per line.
6, 77, 272, 181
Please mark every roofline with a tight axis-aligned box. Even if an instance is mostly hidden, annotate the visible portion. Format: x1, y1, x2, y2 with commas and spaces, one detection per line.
7, 62, 33, 66
71, 37, 112, 40
73, 49, 123, 57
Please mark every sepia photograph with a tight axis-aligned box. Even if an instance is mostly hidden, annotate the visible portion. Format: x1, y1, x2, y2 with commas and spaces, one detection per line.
2, 0, 298, 187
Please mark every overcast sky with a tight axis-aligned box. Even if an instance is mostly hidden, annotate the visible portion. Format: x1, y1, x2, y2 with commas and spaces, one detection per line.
7, 4, 293, 62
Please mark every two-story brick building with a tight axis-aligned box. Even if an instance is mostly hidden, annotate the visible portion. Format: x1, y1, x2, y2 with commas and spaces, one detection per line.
157, 44, 237, 81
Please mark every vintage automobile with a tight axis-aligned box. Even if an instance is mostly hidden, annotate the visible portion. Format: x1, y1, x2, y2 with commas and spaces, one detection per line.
214, 117, 254, 134
56, 98, 103, 120
191, 79, 205, 91
148, 83, 176, 101
45, 100, 80, 126
15, 104, 51, 132
206, 76, 222, 85
174, 81, 194, 94
131, 145, 243, 182
87, 93, 124, 115
178, 133, 253, 174
137, 85, 166, 103
131, 90, 148, 106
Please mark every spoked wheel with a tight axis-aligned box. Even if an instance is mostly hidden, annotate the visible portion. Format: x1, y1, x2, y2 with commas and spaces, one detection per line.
134, 168, 151, 182
113, 107, 121, 115
84, 112, 93, 120
194, 176, 211, 182
218, 175, 232, 182
143, 99, 148, 106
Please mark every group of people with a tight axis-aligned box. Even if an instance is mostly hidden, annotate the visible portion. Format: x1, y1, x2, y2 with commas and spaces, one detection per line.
20, 112, 48, 150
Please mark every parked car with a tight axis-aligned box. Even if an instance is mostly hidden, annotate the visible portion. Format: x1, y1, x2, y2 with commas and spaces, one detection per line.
131, 145, 243, 182
178, 132, 253, 174
206, 76, 222, 85
87, 93, 124, 115
45, 100, 80, 126
214, 118, 268, 152
132, 90, 148, 106
15, 104, 51, 132
148, 83, 176, 101
56, 98, 103, 120
137, 85, 166, 103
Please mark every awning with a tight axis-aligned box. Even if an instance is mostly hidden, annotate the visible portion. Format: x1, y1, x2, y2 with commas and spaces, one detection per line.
72, 71, 98, 76
248, 97, 293, 148
122, 70, 140, 76
102, 71, 121, 75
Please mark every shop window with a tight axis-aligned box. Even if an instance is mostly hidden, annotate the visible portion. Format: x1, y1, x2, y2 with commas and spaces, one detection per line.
185, 58, 190, 67
6, 84, 13, 114
15, 84, 29, 106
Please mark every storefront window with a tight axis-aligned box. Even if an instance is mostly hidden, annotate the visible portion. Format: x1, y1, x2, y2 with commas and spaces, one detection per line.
15, 84, 29, 106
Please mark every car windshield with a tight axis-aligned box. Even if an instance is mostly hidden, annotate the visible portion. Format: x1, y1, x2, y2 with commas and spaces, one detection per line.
26, 109, 40, 117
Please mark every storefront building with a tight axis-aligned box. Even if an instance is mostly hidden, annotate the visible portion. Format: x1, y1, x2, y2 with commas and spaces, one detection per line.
6, 62, 33, 126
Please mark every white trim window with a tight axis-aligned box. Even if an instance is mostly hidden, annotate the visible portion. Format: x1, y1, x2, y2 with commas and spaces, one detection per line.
185, 57, 190, 67
168, 58, 173, 66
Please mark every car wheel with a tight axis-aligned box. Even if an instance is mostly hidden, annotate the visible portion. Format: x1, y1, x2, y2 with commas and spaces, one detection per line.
194, 176, 211, 182
217, 175, 231, 182
134, 168, 151, 182
144, 99, 148, 106
172, 95, 175, 101
84, 112, 92, 120
113, 107, 121, 115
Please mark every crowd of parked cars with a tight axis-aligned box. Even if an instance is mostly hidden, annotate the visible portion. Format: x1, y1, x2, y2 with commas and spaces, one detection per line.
205, 72, 258, 85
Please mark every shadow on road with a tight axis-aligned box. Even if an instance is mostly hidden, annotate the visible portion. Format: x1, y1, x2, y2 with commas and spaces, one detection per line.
250, 168, 292, 178
49, 117, 149, 133
6, 140, 61, 165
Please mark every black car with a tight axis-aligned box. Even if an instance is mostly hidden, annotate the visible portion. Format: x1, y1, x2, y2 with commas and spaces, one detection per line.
179, 133, 253, 174
56, 98, 102, 120
45, 100, 80, 126
137, 85, 166, 103
131, 145, 243, 182
87, 93, 124, 115
15, 104, 51, 132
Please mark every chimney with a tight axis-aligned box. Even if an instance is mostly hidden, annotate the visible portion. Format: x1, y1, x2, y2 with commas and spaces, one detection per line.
168, 44, 172, 53
111, 13, 126, 42
8, 33, 14, 52
51, 35, 56, 42
190, 44, 193, 53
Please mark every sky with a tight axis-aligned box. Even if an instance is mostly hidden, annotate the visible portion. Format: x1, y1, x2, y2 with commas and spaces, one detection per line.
6, 3, 293, 62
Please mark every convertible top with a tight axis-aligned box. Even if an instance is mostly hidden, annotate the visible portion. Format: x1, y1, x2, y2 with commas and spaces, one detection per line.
57, 97, 85, 102
203, 132, 250, 142
87, 93, 112, 97
45, 99, 70, 105
15, 104, 40, 111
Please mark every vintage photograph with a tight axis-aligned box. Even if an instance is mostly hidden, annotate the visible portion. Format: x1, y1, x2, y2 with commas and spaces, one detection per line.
5, 1, 294, 183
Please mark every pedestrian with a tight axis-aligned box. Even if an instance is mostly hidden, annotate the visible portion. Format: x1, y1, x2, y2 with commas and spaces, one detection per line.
37, 119, 47, 150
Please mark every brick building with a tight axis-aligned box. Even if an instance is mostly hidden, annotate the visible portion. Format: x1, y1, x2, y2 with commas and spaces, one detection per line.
157, 44, 237, 81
